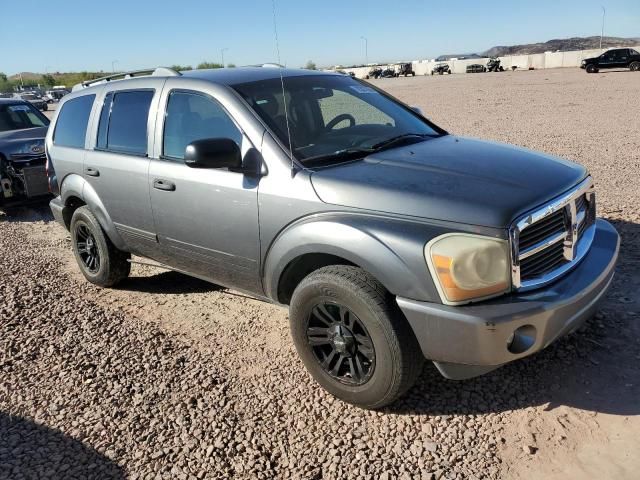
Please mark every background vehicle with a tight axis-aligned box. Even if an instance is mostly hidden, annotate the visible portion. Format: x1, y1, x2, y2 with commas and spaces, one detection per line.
16, 93, 48, 111
431, 63, 451, 75
365, 67, 383, 79
44, 89, 70, 103
397, 63, 415, 77
380, 67, 396, 78
466, 64, 486, 73
486, 57, 505, 72
47, 67, 618, 409
581, 48, 640, 73
0, 99, 51, 213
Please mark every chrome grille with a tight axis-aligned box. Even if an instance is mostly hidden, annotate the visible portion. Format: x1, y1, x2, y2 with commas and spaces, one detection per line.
510, 178, 596, 291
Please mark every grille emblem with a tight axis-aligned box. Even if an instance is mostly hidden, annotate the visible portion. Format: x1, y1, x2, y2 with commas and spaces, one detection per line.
31, 145, 44, 154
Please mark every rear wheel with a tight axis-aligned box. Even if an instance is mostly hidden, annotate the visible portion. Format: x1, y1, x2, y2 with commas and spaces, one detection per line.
586, 64, 598, 73
289, 265, 424, 409
630, 62, 640, 72
70, 206, 130, 287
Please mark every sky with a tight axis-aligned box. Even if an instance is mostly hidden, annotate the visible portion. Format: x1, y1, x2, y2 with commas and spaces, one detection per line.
2, 0, 638, 75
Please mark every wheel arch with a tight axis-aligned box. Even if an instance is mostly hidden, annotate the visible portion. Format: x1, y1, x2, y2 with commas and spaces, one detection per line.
60, 174, 127, 249
264, 216, 439, 305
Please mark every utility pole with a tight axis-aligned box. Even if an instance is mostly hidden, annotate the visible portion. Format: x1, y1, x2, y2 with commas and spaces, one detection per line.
360, 36, 368, 66
112, 60, 119, 73
600, 7, 606, 50
221, 48, 229, 67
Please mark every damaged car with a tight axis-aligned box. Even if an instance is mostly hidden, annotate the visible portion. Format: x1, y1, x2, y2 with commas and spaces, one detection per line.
0, 99, 51, 213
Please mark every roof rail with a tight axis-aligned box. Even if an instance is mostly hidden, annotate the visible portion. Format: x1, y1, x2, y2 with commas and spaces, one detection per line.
72, 67, 181, 92
242, 63, 285, 68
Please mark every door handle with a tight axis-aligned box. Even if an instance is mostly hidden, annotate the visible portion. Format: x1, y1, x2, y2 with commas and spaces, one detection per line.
85, 167, 100, 177
153, 179, 176, 191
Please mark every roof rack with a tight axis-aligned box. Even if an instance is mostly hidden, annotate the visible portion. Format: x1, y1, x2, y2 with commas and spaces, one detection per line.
72, 67, 181, 91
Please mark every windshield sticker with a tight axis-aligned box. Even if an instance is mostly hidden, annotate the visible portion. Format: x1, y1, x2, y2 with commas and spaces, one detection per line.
350, 85, 377, 94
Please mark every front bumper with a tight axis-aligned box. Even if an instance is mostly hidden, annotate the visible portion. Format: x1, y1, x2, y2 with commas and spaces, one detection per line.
397, 219, 619, 380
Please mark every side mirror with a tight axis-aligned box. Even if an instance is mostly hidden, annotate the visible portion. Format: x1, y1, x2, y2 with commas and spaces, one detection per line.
184, 138, 242, 169
410, 106, 424, 116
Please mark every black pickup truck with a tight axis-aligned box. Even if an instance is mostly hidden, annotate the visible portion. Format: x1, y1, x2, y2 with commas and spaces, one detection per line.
581, 48, 640, 73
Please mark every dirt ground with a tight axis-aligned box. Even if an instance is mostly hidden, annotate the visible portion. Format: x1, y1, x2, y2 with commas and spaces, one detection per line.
2, 68, 639, 479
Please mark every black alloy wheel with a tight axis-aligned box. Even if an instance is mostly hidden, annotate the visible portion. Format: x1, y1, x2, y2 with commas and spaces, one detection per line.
306, 302, 375, 385
75, 223, 100, 273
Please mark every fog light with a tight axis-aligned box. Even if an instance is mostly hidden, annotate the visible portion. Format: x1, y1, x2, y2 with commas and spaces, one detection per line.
507, 325, 537, 354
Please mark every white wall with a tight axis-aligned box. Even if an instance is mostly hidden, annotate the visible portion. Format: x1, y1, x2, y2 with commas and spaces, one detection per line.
337, 45, 640, 77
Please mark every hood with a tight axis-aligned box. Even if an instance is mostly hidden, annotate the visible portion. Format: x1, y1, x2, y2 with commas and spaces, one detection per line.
310, 135, 587, 228
0, 127, 48, 155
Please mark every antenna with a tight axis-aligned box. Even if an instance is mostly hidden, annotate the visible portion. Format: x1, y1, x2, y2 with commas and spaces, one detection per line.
271, 0, 295, 176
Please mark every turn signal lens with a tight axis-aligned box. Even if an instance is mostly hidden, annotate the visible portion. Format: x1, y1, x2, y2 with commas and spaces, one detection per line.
425, 234, 511, 305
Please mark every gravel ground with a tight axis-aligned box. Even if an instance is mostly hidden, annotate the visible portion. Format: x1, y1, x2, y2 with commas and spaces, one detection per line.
2, 68, 639, 479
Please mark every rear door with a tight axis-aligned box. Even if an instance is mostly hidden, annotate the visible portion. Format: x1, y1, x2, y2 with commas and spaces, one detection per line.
617, 49, 631, 67
148, 83, 261, 292
83, 81, 164, 257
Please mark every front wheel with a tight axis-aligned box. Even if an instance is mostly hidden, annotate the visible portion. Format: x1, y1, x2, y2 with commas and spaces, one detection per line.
289, 266, 424, 409
630, 62, 640, 72
70, 206, 131, 287
586, 64, 598, 73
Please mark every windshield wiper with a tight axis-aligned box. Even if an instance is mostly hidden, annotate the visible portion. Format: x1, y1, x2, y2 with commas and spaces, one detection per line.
301, 147, 375, 166
301, 133, 437, 166
370, 133, 433, 151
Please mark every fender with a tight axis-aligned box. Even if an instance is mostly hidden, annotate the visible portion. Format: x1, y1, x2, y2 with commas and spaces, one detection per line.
263, 212, 447, 303
60, 173, 128, 251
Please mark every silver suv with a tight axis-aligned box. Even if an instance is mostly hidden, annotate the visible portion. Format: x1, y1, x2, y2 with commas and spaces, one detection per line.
47, 66, 619, 408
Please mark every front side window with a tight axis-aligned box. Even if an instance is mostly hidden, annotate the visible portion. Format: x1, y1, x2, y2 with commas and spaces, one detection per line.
0, 103, 49, 132
163, 91, 242, 160
97, 90, 153, 155
53, 95, 95, 148
233, 75, 442, 164
631, 49, 640, 56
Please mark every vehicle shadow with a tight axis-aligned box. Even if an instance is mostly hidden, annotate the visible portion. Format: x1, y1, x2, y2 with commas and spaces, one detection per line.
0, 412, 125, 479
0, 201, 54, 223
117, 269, 221, 295
389, 217, 640, 418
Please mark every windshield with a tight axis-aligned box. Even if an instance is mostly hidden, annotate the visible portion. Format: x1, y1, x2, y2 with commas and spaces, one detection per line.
233, 75, 443, 163
22, 94, 38, 100
0, 103, 50, 132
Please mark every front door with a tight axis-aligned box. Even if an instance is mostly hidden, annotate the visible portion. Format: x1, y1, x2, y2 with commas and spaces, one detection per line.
83, 83, 163, 257
148, 88, 261, 293
599, 50, 625, 69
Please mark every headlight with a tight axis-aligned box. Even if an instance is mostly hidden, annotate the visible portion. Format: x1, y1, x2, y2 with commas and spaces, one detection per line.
425, 233, 511, 305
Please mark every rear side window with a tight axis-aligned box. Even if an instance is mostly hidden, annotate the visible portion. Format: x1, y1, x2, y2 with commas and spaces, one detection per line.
97, 90, 154, 155
53, 95, 95, 148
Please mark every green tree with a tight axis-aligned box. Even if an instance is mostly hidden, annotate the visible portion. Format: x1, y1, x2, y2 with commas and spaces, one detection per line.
42, 74, 56, 87
304, 60, 317, 70
196, 61, 223, 70
227, 63, 236, 68
170, 64, 193, 71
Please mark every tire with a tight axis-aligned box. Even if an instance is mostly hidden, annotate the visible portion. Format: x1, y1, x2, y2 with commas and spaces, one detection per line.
630, 62, 640, 72
289, 265, 424, 409
42, 103, 48, 111
70, 206, 130, 287
586, 64, 598, 73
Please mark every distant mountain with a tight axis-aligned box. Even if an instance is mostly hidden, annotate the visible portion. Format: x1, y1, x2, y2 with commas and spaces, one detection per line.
483, 36, 640, 57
